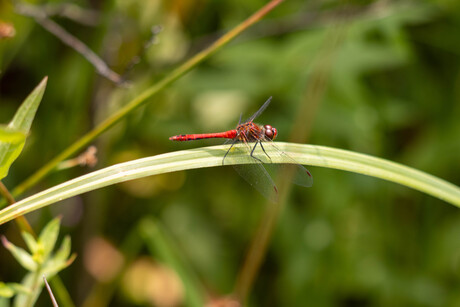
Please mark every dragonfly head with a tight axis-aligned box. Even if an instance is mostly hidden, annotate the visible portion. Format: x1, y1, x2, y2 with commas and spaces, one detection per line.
264, 124, 277, 140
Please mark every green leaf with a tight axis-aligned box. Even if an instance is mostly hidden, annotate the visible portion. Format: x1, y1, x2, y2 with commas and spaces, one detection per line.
0, 282, 32, 299
1, 236, 37, 271
42, 236, 75, 277
0, 77, 47, 180
0, 143, 459, 226
21, 232, 38, 255
0, 126, 26, 144
38, 217, 61, 260
42, 253, 76, 277
51, 235, 71, 264
0, 282, 14, 298
7, 283, 31, 296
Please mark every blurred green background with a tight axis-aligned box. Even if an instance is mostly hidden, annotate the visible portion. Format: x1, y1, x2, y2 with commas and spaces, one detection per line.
1, 0, 460, 306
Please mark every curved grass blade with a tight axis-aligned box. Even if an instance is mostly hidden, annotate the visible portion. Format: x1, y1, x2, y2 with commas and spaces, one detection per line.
0, 142, 459, 225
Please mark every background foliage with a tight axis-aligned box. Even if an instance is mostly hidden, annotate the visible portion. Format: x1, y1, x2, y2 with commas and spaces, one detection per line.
1, 0, 460, 306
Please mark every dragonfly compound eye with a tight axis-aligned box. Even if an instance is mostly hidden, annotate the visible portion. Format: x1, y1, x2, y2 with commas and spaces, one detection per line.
264, 125, 277, 140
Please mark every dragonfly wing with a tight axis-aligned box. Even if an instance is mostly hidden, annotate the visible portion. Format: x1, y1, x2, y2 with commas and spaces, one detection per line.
232, 163, 278, 203
224, 140, 279, 202
260, 140, 313, 187
246, 96, 272, 123
287, 163, 313, 187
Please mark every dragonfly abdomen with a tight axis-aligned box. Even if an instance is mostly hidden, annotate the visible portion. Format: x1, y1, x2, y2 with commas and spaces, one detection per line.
169, 130, 238, 141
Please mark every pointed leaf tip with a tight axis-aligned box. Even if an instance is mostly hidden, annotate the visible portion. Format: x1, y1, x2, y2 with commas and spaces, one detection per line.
0, 77, 47, 180
9, 76, 47, 131
2, 235, 37, 271
1, 235, 10, 248
21, 231, 38, 254
38, 217, 61, 259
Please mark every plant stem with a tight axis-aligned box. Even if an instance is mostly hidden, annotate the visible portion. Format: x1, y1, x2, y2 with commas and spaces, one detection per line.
0, 181, 35, 235
0, 181, 15, 204
25, 267, 42, 307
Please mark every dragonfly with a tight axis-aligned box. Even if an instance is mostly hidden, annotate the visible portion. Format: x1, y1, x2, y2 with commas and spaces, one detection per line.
169, 97, 313, 202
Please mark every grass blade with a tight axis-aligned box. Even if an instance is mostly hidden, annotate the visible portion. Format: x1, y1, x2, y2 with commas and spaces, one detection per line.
0, 142, 459, 225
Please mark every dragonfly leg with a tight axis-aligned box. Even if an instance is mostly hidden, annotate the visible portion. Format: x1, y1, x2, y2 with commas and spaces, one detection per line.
223, 138, 239, 165
250, 141, 265, 164
258, 140, 272, 162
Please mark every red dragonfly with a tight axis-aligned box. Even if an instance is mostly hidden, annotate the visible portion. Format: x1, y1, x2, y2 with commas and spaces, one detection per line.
169, 97, 313, 202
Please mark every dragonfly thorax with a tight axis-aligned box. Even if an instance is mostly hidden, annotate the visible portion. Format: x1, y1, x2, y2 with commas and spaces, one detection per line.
236, 122, 278, 141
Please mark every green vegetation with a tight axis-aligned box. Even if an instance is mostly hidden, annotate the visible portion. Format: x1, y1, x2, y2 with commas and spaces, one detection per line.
1, 0, 460, 306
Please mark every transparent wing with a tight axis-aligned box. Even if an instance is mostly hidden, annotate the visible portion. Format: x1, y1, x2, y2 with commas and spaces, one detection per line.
223, 139, 279, 203
221, 129, 312, 203
233, 163, 278, 203
246, 96, 272, 123
257, 139, 313, 187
